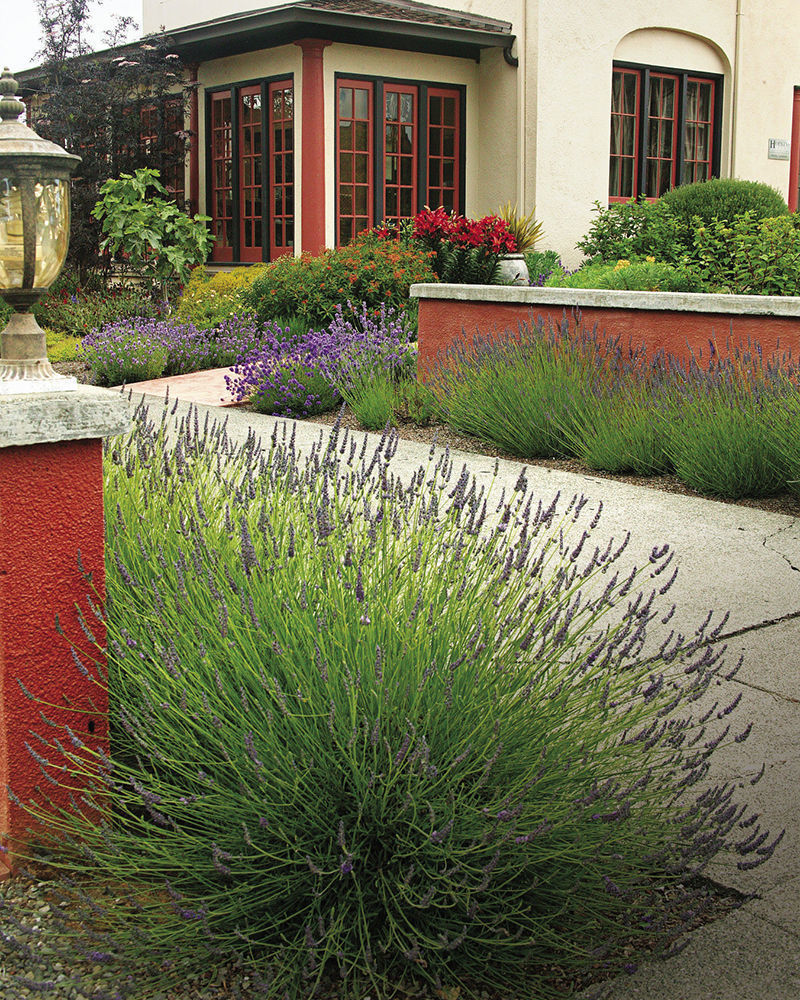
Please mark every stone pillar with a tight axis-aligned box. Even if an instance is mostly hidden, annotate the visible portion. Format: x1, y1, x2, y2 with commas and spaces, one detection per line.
295, 38, 332, 256
0, 387, 130, 877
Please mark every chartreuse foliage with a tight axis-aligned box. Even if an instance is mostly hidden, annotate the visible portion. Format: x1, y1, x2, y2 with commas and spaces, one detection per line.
4, 398, 776, 999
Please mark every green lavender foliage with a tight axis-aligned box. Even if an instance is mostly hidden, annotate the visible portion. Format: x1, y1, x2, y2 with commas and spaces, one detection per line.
432, 321, 619, 458
5, 399, 775, 999
665, 369, 788, 498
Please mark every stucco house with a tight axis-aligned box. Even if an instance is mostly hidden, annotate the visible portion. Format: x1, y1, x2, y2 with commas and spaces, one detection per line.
57, 1, 800, 264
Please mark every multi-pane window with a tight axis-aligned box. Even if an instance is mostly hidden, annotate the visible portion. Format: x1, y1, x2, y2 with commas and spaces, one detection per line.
210, 92, 234, 261
427, 88, 459, 213
338, 81, 373, 245
269, 80, 294, 259
139, 99, 186, 207
207, 78, 293, 263
239, 86, 263, 262
609, 63, 720, 201
336, 76, 463, 245
384, 85, 417, 226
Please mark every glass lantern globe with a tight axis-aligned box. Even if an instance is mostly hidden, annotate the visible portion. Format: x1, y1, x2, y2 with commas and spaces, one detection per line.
0, 66, 81, 394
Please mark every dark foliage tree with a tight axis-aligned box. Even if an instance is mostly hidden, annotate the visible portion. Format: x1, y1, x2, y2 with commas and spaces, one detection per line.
29, 2, 191, 283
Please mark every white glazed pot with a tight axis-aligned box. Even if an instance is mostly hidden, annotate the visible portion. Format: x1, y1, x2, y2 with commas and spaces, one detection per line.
496, 253, 530, 286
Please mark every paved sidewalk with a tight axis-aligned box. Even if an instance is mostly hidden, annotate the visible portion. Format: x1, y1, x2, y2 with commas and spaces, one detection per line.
123, 376, 800, 1000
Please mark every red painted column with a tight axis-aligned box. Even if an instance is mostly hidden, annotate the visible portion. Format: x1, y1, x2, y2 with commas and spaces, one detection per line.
0, 432, 116, 876
295, 38, 332, 256
188, 63, 200, 216
788, 88, 800, 213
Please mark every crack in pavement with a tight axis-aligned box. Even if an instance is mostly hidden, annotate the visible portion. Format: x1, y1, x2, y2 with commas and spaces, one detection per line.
702, 610, 800, 704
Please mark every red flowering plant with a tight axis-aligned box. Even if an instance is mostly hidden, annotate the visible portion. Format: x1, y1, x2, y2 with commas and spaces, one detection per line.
377, 207, 517, 284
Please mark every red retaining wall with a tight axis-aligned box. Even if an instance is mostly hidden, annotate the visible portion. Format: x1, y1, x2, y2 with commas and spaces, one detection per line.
414, 287, 800, 373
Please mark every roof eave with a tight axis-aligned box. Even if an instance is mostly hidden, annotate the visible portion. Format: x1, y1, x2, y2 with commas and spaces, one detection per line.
171, 7, 514, 63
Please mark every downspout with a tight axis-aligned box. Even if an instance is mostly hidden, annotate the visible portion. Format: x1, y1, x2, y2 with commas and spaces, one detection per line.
516, 0, 527, 211
731, 0, 743, 177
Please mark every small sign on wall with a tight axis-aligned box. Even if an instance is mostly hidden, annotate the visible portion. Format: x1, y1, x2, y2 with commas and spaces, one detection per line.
768, 138, 791, 160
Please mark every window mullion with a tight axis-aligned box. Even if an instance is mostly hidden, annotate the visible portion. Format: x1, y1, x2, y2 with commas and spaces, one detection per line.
677, 73, 688, 187
639, 69, 651, 198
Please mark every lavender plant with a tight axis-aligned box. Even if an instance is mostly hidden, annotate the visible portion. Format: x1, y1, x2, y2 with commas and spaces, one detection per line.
81, 315, 266, 386
432, 320, 615, 458
3, 398, 778, 999
226, 302, 414, 416
665, 356, 788, 498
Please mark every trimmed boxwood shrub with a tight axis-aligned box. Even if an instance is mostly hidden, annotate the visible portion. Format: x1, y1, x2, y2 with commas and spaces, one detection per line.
659, 177, 788, 227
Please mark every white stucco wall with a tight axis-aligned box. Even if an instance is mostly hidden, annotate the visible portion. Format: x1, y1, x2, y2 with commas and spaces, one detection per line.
167, 0, 800, 263
530, 1, 800, 264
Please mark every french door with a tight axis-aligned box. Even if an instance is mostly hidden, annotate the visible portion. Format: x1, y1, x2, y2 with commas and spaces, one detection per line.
208, 78, 294, 263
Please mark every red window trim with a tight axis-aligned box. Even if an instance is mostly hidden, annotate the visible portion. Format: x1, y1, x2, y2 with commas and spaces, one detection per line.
683, 77, 716, 186
609, 64, 720, 203
336, 78, 375, 246
790, 88, 800, 213
646, 72, 680, 198
269, 79, 294, 260
334, 77, 464, 245
382, 83, 418, 226
210, 91, 234, 262
238, 84, 262, 263
609, 67, 640, 203
427, 86, 461, 215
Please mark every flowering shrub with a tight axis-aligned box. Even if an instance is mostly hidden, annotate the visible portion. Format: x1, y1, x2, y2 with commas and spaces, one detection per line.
376, 207, 517, 284
175, 265, 265, 328
34, 283, 168, 337
79, 324, 169, 385
245, 240, 436, 329
227, 302, 414, 415
6, 398, 776, 999
81, 315, 266, 385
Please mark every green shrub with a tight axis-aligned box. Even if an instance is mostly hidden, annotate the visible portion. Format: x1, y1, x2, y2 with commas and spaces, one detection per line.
563, 381, 673, 475
46, 330, 82, 363
34, 283, 168, 336
666, 370, 787, 498
525, 249, 562, 284
659, 177, 788, 227
8, 399, 772, 999
393, 376, 440, 426
432, 321, 609, 458
687, 214, 800, 295
244, 239, 437, 329
547, 258, 706, 293
175, 265, 265, 327
764, 377, 800, 494
576, 199, 691, 263
340, 371, 396, 429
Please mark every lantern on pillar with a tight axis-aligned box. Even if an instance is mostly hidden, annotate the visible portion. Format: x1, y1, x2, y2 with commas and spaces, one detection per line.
0, 66, 81, 393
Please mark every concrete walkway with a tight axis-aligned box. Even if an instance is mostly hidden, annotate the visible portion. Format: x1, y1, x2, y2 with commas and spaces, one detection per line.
122, 373, 800, 1000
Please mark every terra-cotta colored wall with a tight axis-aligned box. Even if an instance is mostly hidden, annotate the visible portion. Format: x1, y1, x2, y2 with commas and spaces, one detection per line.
417, 298, 800, 375
0, 437, 109, 875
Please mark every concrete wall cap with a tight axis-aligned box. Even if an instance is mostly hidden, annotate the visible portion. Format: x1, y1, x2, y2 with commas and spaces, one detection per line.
0, 386, 132, 449
409, 283, 800, 317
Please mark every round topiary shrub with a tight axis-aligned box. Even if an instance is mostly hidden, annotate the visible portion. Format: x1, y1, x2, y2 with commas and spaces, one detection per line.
659, 177, 788, 226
